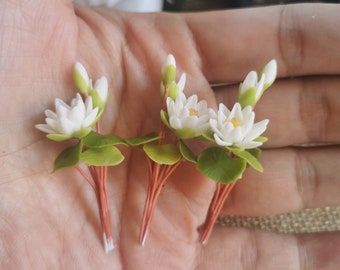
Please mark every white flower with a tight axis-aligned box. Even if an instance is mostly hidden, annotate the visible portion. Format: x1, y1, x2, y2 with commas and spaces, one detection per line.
209, 103, 269, 149
93, 76, 108, 104
35, 93, 99, 141
166, 93, 210, 138
73, 62, 90, 95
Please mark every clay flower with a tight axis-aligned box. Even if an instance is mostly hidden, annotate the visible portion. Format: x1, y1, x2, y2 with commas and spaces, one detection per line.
209, 103, 269, 149
239, 59, 277, 107
35, 93, 99, 141
166, 93, 210, 138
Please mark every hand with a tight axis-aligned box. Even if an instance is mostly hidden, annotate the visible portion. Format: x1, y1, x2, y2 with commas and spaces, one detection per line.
1, 1, 340, 269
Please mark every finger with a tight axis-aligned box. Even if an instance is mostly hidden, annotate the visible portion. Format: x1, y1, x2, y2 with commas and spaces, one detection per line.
222, 146, 340, 217
214, 76, 340, 147
184, 4, 340, 82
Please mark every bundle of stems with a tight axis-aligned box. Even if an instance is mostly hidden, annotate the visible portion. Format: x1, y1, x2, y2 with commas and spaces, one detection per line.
76, 123, 114, 253
200, 182, 237, 244
139, 155, 181, 245
139, 90, 182, 246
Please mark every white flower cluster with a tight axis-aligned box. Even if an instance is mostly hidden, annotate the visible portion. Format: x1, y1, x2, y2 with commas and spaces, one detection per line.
163, 54, 277, 149
36, 63, 109, 141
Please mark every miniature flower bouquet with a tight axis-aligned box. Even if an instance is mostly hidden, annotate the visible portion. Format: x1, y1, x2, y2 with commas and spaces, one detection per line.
35, 54, 277, 252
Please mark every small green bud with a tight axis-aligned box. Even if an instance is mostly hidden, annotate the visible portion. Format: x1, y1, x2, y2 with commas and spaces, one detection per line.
162, 64, 176, 87
167, 81, 178, 100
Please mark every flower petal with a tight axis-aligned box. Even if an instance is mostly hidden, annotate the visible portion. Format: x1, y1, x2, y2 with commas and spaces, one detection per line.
45, 118, 59, 132
35, 124, 55, 134
238, 141, 262, 149
262, 59, 277, 87
209, 108, 217, 119
59, 117, 76, 134
255, 74, 266, 100
169, 116, 182, 129
74, 62, 90, 87
213, 133, 232, 147
182, 116, 198, 129
245, 119, 269, 141
227, 103, 242, 121
55, 98, 71, 111
68, 106, 84, 126
82, 107, 99, 127
186, 94, 198, 108
44, 110, 57, 120
240, 71, 257, 94
85, 96, 93, 115
94, 76, 108, 102
177, 73, 186, 93
218, 103, 231, 117
209, 119, 224, 138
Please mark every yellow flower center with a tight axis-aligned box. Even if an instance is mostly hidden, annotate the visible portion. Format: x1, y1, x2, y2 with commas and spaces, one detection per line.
189, 108, 199, 117
230, 117, 241, 127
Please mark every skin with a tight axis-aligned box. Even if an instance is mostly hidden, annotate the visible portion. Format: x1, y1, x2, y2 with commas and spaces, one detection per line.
1, 1, 340, 269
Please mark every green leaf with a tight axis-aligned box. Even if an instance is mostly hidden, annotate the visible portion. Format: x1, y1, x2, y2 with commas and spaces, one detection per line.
125, 133, 160, 146
53, 141, 82, 172
47, 133, 72, 142
160, 110, 171, 128
143, 143, 181, 165
179, 141, 197, 163
248, 148, 262, 159
201, 131, 215, 143
197, 147, 246, 184
254, 136, 268, 143
239, 87, 256, 108
80, 146, 124, 166
83, 131, 127, 148
229, 148, 263, 172
167, 81, 178, 100
162, 65, 176, 87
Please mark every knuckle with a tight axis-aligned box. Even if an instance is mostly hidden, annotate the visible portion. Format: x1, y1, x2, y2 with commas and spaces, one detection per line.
278, 5, 305, 75
298, 79, 331, 142
294, 149, 318, 208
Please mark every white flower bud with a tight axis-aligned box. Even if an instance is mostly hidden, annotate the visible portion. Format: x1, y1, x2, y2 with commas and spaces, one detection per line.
162, 54, 176, 75
240, 71, 257, 95
94, 76, 108, 103
162, 54, 177, 87
73, 62, 90, 95
262, 59, 277, 90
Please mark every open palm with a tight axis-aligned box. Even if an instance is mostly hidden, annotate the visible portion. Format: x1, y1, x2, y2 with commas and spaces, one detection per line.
1, 1, 340, 269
